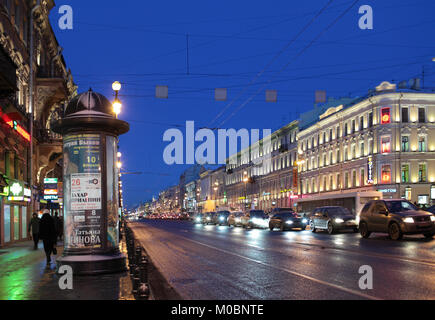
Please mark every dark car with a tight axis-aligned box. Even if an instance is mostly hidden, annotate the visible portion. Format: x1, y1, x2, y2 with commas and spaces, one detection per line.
359, 199, 435, 240
202, 212, 216, 225
228, 211, 244, 227
215, 211, 231, 225
271, 207, 294, 215
427, 205, 435, 215
241, 210, 269, 229
310, 206, 358, 234
269, 211, 308, 231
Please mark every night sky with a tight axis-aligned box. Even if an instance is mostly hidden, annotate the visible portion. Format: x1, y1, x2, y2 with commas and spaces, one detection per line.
49, 0, 435, 208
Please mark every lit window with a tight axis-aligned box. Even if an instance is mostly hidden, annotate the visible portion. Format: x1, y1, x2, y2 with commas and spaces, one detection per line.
381, 165, 391, 183
418, 136, 426, 152
381, 108, 391, 124
381, 136, 391, 153
401, 164, 409, 183
419, 163, 427, 182
401, 136, 409, 152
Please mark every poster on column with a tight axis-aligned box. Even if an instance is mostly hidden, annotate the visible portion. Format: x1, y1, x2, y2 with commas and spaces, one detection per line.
63, 134, 103, 249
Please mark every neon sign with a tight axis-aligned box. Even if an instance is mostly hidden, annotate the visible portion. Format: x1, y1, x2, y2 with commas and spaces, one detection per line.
1, 112, 31, 142
381, 108, 391, 124
367, 156, 374, 184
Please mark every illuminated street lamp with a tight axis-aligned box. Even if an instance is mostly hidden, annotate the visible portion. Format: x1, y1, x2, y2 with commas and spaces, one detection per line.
112, 81, 122, 118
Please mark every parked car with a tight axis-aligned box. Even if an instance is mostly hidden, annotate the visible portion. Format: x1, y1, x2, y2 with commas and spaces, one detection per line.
269, 211, 308, 231
426, 205, 435, 215
310, 206, 358, 234
241, 210, 269, 229
215, 211, 231, 225
202, 212, 216, 225
228, 211, 244, 227
358, 199, 435, 240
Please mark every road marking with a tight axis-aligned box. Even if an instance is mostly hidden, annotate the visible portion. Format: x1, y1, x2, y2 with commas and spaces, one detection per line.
176, 235, 382, 300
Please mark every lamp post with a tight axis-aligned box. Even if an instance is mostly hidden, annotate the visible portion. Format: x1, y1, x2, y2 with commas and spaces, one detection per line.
112, 81, 122, 119
243, 171, 248, 210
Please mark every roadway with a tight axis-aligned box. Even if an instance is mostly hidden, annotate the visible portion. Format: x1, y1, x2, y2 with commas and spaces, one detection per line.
129, 219, 435, 300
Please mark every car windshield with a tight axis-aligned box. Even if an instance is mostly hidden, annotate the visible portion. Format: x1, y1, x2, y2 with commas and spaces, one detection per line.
385, 201, 418, 213
218, 211, 230, 217
276, 208, 293, 212
326, 207, 351, 216
281, 212, 297, 218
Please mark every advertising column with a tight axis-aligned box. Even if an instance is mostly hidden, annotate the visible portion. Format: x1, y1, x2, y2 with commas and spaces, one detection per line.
63, 133, 104, 253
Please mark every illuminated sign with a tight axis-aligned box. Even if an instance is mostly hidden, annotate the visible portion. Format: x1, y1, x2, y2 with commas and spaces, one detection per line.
431, 185, 435, 200
44, 195, 59, 200
44, 189, 58, 195
44, 178, 58, 184
10, 182, 23, 196
367, 156, 374, 184
381, 107, 391, 124
24, 188, 31, 197
1, 112, 31, 142
378, 188, 397, 193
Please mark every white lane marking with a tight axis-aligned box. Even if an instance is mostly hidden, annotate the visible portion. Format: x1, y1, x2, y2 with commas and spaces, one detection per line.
180, 236, 382, 300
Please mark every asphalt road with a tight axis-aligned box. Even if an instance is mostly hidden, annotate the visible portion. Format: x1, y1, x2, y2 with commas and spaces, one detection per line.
130, 219, 435, 300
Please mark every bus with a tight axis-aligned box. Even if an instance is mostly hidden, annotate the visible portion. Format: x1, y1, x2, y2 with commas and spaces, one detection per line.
295, 190, 382, 218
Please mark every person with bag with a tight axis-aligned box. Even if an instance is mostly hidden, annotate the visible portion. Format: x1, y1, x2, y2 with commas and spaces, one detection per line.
39, 209, 57, 265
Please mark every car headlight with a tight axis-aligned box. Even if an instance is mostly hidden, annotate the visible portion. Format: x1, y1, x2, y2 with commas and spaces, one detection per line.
195, 217, 201, 222
285, 220, 294, 225
219, 217, 224, 221
302, 219, 308, 224
403, 217, 414, 223
206, 217, 211, 221
335, 218, 344, 223
235, 218, 241, 222
431, 216, 435, 222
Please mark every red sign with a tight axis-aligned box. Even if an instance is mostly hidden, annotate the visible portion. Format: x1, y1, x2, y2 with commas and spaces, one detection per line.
1, 110, 31, 142
381, 108, 391, 124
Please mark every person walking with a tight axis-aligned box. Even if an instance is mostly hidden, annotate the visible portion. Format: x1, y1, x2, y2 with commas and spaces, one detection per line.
53, 211, 61, 243
28, 213, 40, 250
39, 209, 57, 265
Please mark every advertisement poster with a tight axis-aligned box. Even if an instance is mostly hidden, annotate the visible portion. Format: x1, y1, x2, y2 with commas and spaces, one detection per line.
63, 134, 103, 249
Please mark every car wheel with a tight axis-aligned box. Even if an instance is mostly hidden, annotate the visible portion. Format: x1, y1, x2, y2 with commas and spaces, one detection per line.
359, 222, 371, 238
327, 222, 335, 235
310, 222, 316, 233
269, 224, 274, 231
388, 222, 403, 240
423, 232, 435, 239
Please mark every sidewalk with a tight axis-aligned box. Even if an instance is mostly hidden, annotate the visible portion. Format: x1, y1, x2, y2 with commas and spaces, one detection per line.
0, 238, 134, 300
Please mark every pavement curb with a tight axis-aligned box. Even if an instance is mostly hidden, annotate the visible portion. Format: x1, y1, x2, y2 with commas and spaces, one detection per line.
127, 223, 183, 300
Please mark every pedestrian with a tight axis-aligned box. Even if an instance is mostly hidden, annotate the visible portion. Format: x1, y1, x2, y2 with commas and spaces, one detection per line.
53, 211, 61, 243
58, 215, 64, 241
28, 213, 40, 250
39, 209, 57, 265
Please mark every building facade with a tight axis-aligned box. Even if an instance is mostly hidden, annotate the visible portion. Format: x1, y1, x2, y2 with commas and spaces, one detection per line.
0, 0, 75, 247
297, 81, 435, 209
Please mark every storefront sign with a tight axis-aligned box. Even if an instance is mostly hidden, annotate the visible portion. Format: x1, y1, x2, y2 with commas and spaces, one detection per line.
1, 113, 30, 142
367, 156, 374, 184
377, 188, 397, 193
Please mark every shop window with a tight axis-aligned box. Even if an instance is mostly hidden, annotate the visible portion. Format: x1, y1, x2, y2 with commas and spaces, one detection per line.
14, 206, 19, 241
4, 205, 11, 242
381, 108, 391, 124
381, 165, 391, 184
381, 136, 391, 153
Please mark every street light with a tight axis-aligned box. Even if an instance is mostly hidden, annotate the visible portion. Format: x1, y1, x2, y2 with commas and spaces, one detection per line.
112, 81, 122, 118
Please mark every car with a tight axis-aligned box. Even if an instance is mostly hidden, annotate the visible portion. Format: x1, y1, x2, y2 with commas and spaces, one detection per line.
426, 205, 435, 215
241, 210, 269, 229
202, 212, 216, 225
310, 206, 358, 234
269, 211, 308, 231
215, 210, 231, 225
228, 211, 244, 227
358, 199, 435, 240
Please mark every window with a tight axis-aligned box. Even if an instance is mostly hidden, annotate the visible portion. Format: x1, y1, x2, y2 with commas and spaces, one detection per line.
401, 136, 409, 152
381, 108, 391, 124
381, 136, 391, 154
322, 154, 326, 167
345, 172, 349, 189
344, 146, 348, 161
402, 107, 409, 123
368, 139, 373, 155
323, 132, 326, 143
418, 136, 426, 152
368, 112, 373, 127
381, 165, 391, 184
344, 123, 348, 136
360, 141, 365, 156
336, 149, 340, 163
352, 119, 356, 133
329, 175, 333, 190
336, 125, 340, 138
401, 164, 409, 183
337, 174, 341, 189
418, 163, 427, 182
329, 151, 332, 165
352, 170, 357, 187
323, 176, 326, 191
360, 116, 364, 130
351, 144, 356, 159
360, 169, 365, 186
329, 129, 333, 141
418, 107, 426, 123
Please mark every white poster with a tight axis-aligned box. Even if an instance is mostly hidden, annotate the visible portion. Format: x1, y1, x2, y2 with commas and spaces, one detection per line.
70, 173, 102, 211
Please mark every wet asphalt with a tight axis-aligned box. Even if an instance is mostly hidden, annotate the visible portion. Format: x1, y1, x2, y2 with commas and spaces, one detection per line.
130, 219, 435, 300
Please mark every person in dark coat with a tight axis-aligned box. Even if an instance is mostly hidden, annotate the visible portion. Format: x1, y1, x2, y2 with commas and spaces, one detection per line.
28, 213, 40, 250
53, 211, 61, 243
39, 210, 57, 265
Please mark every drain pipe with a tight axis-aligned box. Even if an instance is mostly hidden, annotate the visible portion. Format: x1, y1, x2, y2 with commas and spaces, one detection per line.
29, 0, 41, 213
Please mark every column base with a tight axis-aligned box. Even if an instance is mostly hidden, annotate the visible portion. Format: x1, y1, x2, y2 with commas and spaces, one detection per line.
56, 253, 127, 275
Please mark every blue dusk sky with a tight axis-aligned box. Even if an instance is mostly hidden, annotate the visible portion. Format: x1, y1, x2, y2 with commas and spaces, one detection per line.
49, 0, 435, 208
